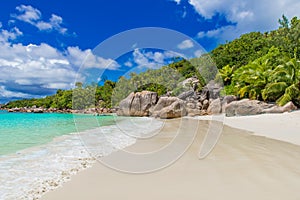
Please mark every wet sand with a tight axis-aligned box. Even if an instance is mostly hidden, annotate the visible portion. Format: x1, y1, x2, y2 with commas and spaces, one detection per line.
42, 117, 300, 200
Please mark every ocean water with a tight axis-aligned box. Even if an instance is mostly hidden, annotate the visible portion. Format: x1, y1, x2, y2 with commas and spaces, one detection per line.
0, 110, 164, 199
0, 110, 114, 156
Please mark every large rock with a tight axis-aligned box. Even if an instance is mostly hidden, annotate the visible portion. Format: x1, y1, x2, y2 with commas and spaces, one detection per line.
117, 92, 135, 116
225, 99, 264, 117
158, 100, 187, 119
262, 101, 297, 114
177, 90, 194, 100
117, 91, 158, 116
221, 95, 237, 112
181, 77, 199, 91
33, 108, 43, 113
222, 95, 237, 105
150, 97, 187, 119
207, 98, 222, 114
201, 80, 222, 100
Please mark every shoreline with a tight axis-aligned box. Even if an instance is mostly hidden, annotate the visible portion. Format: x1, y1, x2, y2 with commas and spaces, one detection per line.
2, 111, 300, 199
41, 112, 300, 200
1, 117, 159, 200
0, 107, 116, 115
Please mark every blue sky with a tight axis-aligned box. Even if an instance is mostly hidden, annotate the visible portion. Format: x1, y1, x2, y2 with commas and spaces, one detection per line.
0, 0, 299, 103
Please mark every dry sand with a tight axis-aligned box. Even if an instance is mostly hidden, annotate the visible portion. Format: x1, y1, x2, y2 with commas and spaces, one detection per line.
42, 114, 300, 200
195, 110, 300, 145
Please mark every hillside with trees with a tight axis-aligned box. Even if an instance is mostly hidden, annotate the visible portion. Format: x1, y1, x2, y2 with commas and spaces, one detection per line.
3, 15, 300, 110
215, 15, 300, 106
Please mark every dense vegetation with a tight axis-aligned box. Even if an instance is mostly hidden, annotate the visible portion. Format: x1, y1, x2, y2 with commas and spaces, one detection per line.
215, 16, 300, 106
4, 15, 300, 109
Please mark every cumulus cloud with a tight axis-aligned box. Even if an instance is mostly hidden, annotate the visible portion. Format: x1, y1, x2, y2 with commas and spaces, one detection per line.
132, 49, 181, 69
0, 42, 77, 96
12, 5, 68, 34
0, 85, 38, 100
13, 4, 41, 23
0, 29, 119, 102
177, 39, 194, 49
176, 0, 300, 43
0, 27, 23, 42
66, 46, 119, 70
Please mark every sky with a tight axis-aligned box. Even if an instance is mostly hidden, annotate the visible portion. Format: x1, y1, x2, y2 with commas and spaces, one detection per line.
0, 0, 299, 103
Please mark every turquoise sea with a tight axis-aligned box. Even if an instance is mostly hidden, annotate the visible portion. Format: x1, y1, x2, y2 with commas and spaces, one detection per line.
0, 110, 163, 199
0, 110, 115, 156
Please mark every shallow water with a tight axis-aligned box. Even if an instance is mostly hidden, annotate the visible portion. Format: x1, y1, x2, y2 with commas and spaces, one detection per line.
0, 110, 114, 155
0, 111, 164, 200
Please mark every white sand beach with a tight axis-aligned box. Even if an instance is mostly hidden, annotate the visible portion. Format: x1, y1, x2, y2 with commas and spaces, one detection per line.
194, 110, 300, 146
42, 111, 300, 200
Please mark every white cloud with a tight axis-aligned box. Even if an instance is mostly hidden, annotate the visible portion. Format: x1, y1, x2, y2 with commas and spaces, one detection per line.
0, 29, 119, 101
0, 85, 37, 99
132, 49, 180, 69
0, 27, 23, 42
197, 25, 236, 41
13, 5, 41, 23
12, 5, 68, 34
124, 61, 133, 67
178, 0, 300, 43
66, 46, 119, 70
177, 39, 194, 50
0, 42, 77, 89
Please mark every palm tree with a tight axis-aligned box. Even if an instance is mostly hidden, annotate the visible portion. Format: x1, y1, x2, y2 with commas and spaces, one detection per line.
274, 57, 300, 106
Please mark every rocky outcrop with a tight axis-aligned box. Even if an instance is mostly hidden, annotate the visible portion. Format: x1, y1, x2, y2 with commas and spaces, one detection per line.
262, 101, 297, 114
157, 100, 187, 119
225, 99, 264, 117
200, 80, 222, 100
33, 108, 44, 113
150, 97, 187, 118
180, 77, 199, 91
207, 98, 222, 114
8, 107, 44, 113
115, 81, 299, 119
224, 99, 296, 117
117, 91, 158, 116
177, 90, 194, 100
221, 95, 237, 112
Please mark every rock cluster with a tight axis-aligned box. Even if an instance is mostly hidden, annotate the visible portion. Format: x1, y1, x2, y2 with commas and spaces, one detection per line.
117, 79, 298, 119
7, 107, 115, 115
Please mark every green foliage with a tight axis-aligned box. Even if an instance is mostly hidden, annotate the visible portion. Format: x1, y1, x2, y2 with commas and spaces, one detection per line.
190, 54, 218, 86
215, 16, 298, 106
278, 14, 289, 28
276, 84, 300, 106
226, 46, 300, 105
169, 59, 197, 78
212, 16, 300, 70
262, 82, 288, 101
217, 65, 235, 85
95, 80, 115, 108
211, 32, 271, 69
